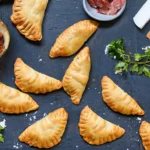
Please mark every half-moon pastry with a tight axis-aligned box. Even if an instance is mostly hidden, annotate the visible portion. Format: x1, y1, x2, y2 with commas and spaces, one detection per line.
101, 76, 144, 115
49, 20, 99, 58
11, 0, 49, 41
62, 47, 91, 104
14, 58, 62, 94
78, 106, 125, 145
139, 121, 150, 150
0, 82, 39, 114
19, 108, 68, 149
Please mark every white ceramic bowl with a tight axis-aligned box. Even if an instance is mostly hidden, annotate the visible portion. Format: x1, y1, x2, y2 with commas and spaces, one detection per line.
83, 0, 126, 21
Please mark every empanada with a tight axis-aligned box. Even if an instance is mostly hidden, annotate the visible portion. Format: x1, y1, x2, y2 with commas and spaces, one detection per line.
0, 82, 39, 114
62, 47, 91, 104
101, 76, 144, 115
78, 106, 125, 145
49, 20, 99, 58
14, 58, 62, 94
139, 121, 150, 150
19, 108, 68, 149
11, 0, 49, 41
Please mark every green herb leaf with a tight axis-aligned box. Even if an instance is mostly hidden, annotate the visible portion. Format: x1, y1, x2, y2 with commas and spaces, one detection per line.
115, 61, 125, 68
106, 38, 150, 78
123, 63, 128, 72
0, 137, 4, 143
0, 134, 4, 143
108, 38, 125, 60
0, 125, 5, 143
143, 67, 150, 77
109, 52, 116, 58
138, 66, 144, 75
0, 126, 4, 131
130, 64, 139, 73
145, 48, 150, 60
145, 48, 150, 54
134, 54, 143, 61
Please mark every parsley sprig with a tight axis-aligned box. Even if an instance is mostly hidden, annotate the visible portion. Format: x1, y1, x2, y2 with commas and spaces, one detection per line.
107, 38, 150, 77
0, 125, 4, 143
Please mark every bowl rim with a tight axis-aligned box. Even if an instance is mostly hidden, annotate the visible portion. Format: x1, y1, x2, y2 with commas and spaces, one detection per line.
83, 0, 127, 21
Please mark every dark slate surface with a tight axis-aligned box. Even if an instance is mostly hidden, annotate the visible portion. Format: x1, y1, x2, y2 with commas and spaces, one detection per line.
0, 0, 149, 150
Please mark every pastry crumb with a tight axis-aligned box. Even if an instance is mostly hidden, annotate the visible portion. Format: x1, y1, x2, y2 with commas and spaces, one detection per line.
43, 113, 47, 117
92, 79, 95, 82
33, 116, 36, 120
33, 111, 37, 115
137, 117, 141, 121
104, 44, 110, 54
39, 59, 42, 62
13, 143, 22, 149
76, 145, 79, 148
29, 115, 37, 122
0, 119, 6, 128
136, 117, 142, 123
142, 46, 150, 51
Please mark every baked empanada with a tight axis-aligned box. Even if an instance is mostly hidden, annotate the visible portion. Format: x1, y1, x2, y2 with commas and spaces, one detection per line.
49, 20, 99, 58
14, 58, 62, 94
139, 121, 150, 150
11, 0, 49, 41
102, 76, 144, 115
19, 108, 68, 149
0, 82, 39, 114
62, 47, 91, 104
78, 106, 125, 145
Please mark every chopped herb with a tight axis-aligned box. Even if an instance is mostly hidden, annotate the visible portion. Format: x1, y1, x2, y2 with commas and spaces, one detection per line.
106, 38, 150, 78
0, 125, 4, 143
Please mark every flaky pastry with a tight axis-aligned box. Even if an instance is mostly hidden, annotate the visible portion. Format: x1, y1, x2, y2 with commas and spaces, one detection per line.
11, 0, 49, 41
62, 47, 91, 104
0, 82, 39, 114
78, 106, 125, 145
139, 121, 150, 150
14, 58, 62, 94
19, 108, 68, 149
49, 20, 99, 58
101, 76, 144, 115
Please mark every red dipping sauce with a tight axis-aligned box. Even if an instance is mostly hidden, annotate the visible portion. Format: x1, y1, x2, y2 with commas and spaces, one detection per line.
88, 0, 126, 15
0, 32, 4, 54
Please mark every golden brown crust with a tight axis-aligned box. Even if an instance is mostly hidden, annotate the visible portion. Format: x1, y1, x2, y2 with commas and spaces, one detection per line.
62, 47, 91, 104
78, 106, 125, 145
49, 20, 99, 58
101, 76, 144, 115
139, 121, 150, 150
0, 82, 39, 114
19, 108, 68, 149
11, 0, 48, 41
14, 58, 62, 94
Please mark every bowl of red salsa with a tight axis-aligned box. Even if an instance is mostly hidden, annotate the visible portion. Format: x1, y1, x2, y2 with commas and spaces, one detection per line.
83, 0, 126, 21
